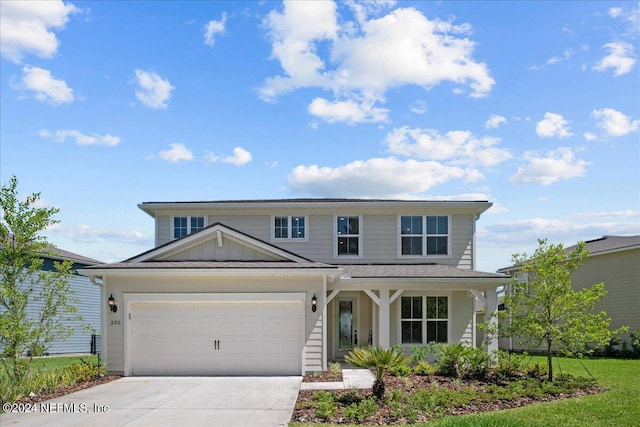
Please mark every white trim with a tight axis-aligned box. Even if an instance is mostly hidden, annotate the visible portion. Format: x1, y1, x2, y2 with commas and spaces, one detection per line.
397, 214, 452, 259
333, 214, 363, 259
271, 215, 309, 242
123, 292, 306, 376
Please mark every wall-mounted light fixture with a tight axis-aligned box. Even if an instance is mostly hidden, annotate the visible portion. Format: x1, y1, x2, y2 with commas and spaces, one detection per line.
108, 294, 118, 313
311, 294, 318, 312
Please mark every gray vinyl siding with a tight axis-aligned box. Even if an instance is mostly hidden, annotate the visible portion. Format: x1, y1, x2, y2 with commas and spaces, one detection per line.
572, 248, 640, 344
1, 271, 100, 355
154, 210, 477, 268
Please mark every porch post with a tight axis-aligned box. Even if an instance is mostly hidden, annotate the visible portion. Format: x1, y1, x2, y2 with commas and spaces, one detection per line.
484, 287, 498, 355
379, 288, 390, 347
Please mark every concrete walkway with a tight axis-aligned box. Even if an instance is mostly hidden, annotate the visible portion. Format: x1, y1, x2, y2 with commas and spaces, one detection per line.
300, 368, 375, 390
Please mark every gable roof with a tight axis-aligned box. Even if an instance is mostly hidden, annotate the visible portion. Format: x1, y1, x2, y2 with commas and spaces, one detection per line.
498, 235, 640, 273
566, 235, 640, 255
126, 222, 313, 263
2, 234, 100, 265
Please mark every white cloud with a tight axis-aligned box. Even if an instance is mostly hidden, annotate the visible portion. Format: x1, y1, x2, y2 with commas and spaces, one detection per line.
158, 143, 193, 162
47, 223, 151, 244
592, 41, 636, 77
385, 127, 512, 167
608, 5, 639, 37
205, 146, 252, 166
485, 114, 507, 129
536, 112, 573, 138
0, 0, 78, 63
583, 132, 597, 141
287, 157, 467, 198
223, 147, 252, 166
134, 69, 174, 109
18, 66, 74, 105
509, 147, 589, 185
308, 97, 389, 124
39, 129, 121, 146
203, 12, 227, 46
608, 7, 624, 19
261, 3, 494, 121
410, 100, 426, 114
484, 211, 640, 247
546, 48, 574, 65
592, 108, 639, 136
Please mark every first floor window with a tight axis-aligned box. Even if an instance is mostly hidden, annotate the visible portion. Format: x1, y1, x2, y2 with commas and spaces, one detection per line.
401, 296, 448, 344
173, 216, 205, 239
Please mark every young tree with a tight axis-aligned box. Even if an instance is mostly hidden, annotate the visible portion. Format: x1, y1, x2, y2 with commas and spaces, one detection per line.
0, 176, 81, 383
498, 238, 624, 381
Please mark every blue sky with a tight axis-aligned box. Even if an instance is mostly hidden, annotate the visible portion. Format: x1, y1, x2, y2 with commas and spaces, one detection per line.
1, 0, 638, 272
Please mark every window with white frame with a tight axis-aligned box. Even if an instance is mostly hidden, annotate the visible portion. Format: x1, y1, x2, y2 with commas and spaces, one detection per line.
513, 272, 529, 294
173, 216, 205, 239
336, 215, 361, 256
273, 215, 307, 240
399, 215, 449, 256
400, 296, 448, 344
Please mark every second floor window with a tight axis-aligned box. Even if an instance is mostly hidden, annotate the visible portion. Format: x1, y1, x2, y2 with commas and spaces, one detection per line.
174, 216, 205, 239
336, 215, 360, 256
273, 216, 306, 240
400, 215, 449, 256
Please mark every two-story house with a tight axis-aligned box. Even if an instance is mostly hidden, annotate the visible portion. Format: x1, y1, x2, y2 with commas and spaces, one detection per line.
80, 199, 508, 376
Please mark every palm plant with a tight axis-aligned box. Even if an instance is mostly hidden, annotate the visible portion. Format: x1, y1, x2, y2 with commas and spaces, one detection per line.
344, 345, 411, 400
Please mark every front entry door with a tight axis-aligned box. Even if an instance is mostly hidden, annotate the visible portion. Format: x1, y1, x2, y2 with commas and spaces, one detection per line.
336, 298, 357, 358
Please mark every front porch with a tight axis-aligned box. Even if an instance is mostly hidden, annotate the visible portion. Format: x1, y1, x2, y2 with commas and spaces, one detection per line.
320, 264, 507, 369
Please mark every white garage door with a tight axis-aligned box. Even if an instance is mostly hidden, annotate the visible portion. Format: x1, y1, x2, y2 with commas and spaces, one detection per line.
130, 300, 303, 376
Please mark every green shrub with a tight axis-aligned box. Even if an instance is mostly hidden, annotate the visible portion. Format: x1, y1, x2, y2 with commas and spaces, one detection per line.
312, 391, 337, 420
343, 397, 379, 423
494, 351, 528, 379
315, 400, 338, 420
465, 347, 490, 379
413, 360, 436, 376
526, 363, 548, 379
410, 343, 436, 363
389, 364, 412, 377
336, 390, 361, 405
435, 343, 469, 378
631, 329, 640, 358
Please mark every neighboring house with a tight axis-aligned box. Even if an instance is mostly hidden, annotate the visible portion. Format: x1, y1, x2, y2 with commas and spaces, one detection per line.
497, 235, 640, 351
79, 199, 509, 376
1, 246, 101, 355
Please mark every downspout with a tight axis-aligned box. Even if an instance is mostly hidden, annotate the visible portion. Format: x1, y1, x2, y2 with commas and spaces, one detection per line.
89, 276, 107, 366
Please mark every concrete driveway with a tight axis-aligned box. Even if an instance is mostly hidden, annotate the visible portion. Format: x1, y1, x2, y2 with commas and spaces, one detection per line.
0, 376, 303, 427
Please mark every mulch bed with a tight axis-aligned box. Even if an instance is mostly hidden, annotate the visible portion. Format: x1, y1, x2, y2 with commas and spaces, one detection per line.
303, 370, 343, 382
292, 374, 605, 425
15, 375, 122, 405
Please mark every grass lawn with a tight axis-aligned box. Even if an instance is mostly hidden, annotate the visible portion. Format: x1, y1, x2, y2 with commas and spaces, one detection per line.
290, 357, 640, 427
27, 354, 100, 372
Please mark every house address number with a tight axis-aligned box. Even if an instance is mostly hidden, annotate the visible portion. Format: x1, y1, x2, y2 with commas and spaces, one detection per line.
109, 320, 121, 326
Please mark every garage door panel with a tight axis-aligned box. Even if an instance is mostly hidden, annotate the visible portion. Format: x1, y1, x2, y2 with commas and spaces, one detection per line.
131, 300, 303, 376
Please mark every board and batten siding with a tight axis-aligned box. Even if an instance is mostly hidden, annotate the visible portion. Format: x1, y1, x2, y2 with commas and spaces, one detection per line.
155, 211, 476, 269
102, 275, 323, 375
